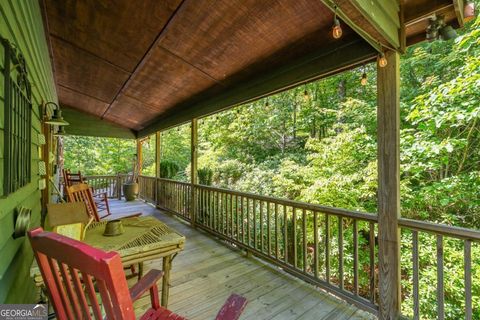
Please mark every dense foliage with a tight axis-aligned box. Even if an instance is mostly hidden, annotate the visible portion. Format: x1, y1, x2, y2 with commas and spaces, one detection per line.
63, 16, 480, 319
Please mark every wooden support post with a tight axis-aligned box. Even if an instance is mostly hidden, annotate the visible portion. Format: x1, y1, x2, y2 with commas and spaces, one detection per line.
40, 118, 52, 220
155, 131, 161, 205
190, 119, 198, 227
377, 50, 401, 319
136, 139, 143, 176
116, 173, 122, 200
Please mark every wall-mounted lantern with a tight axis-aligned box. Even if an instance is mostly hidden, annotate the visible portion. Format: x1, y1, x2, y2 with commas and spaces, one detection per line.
43, 101, 69, 126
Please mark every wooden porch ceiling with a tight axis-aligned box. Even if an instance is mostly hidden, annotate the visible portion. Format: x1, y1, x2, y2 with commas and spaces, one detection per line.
41, 0, 465, 138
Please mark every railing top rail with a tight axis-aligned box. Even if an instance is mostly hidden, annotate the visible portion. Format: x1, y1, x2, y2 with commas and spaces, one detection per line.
190, 181, 378, 222
84, 174, 128, 179
399, 218, 480, 241
157, 177, 192, 187
138, 175, 157, 179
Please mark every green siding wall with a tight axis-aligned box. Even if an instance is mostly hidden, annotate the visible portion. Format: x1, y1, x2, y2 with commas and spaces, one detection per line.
0, 0, 57, 303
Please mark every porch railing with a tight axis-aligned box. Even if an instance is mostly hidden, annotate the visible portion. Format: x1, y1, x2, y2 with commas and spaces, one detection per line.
83, 174, 128, 199
133, 176, 480, 318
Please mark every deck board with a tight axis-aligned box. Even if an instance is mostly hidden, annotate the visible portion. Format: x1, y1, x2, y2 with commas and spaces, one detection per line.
107, 199, 375, 320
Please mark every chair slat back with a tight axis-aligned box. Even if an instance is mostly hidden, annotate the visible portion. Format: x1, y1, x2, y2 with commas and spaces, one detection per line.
63, 169, 85, 187
28, 228, 135, 320
66, 183, 100, 221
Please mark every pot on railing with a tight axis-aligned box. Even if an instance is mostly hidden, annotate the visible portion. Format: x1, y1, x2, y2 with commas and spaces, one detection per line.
122, 182, 139, 201
123, 156, 140, 201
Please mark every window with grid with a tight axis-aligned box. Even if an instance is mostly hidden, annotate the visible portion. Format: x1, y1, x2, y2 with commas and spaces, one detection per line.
1, 38, 32, 196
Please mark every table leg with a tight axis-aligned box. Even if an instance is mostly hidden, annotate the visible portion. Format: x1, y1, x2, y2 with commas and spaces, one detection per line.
161, 255, 172, 308
137, 262, 144, 281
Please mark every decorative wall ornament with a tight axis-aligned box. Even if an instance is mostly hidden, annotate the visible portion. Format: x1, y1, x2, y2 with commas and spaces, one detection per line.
13, 207, 32, 239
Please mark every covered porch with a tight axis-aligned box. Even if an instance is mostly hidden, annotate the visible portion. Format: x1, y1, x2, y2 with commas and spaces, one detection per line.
0, 0, 478, 319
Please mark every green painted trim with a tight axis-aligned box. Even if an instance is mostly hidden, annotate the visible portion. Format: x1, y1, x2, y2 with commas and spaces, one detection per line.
139, 39, 376, 137
62, 107, 137, 139
350, 0, 400, 49
453, 0, 465, 27
321, 0, 400, 51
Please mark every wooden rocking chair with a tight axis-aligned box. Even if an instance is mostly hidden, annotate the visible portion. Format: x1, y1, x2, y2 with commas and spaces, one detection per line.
66, 183, 140, 222
28, 228, 247, 320
63, 169, 111, 217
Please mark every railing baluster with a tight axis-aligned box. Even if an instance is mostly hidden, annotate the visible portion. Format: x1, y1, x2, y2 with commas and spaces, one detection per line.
198, 186, 201, 221
412, 230, 419, 320
303, 209, 307, 273
275, 203, 279, 259
338, 217, 344, 289
260, 200, 264, 252
219, 191, 222, 232
326, 213, 330, 283
437, 235, 444, 320
216, 191, 220, 232
353, 219, 358, 295
224, 193, 228, 235
284, 205, 288, 264
235, 195, 239, 241
225, 193, 228, 235
247, 198, 251, 247
369, 222, 375, 303
313, 211, 319, 279
230, 194, 234, 238
253, 199, 257, 249
293, 207, 297, 268
267, 202, 271, 256
465, 239, 472, 320
183, 184, 186, 217
241, 196, 245, 243
208, 189, 211, 228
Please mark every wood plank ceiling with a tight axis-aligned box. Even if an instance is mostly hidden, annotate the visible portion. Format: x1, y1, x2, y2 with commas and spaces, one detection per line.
42, 0, 465, 136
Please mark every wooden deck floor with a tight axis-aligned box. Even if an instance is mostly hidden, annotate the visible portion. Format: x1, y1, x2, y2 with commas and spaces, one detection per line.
108, 200, 375, 320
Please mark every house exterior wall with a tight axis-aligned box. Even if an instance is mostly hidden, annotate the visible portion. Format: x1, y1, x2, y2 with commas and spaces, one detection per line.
0, 0, 57, 303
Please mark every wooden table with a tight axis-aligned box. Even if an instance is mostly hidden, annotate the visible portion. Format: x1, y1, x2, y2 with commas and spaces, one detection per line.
32, 216, 185, 308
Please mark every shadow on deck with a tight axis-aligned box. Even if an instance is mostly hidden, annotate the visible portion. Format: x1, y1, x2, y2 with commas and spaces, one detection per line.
108, 200, 375, 320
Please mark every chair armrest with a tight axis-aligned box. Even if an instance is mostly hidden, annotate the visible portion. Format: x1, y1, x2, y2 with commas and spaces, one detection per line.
215, 294, 247, 320
129, 269, 163, 302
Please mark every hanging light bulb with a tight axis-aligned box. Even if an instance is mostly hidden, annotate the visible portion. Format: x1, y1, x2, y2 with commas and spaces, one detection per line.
378, 52, 388, 68
53, 126, 67, 136
361, 72, 367, 86
464, 1, 475, 22
332, 7, 342, 39
303, 89, 310, 101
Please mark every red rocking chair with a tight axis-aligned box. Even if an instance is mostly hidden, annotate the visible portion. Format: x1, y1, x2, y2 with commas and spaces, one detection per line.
28, 227, 248, 320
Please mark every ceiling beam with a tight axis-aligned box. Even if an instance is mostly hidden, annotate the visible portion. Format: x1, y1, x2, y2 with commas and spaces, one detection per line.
404, 1, 453, 26
138, 38, 376, 137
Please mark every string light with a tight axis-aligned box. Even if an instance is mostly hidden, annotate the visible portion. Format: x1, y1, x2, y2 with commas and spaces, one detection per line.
360, 64, 367, 86
361, 72, 367, 86
378, 52, 388, 68
332, 6, 342, 39
303, 84, 310, 101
